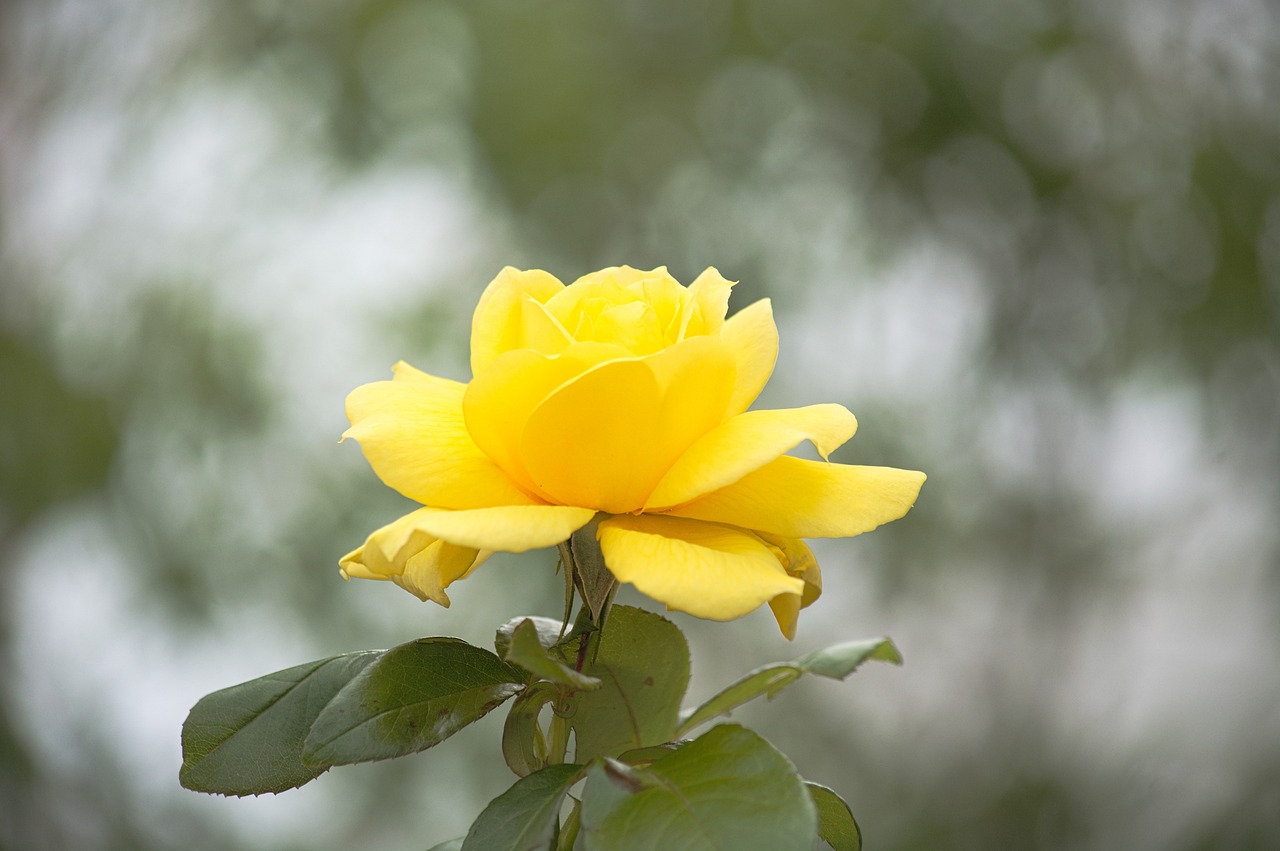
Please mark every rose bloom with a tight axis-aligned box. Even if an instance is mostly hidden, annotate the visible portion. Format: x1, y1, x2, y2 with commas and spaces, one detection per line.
340, 267, 924, 638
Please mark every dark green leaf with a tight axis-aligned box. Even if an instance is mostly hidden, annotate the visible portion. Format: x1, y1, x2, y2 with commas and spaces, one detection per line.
580, 724, 817, 851
461, 762, 583, 851
501, 619, 601, 690
570, 605, 690, 762
495, 616, 566, 659
676, 637, 901, 736
502, 681, 557, 777
304, 637, 524, 766
808, 783, 862, 851
179, 651, 377, 796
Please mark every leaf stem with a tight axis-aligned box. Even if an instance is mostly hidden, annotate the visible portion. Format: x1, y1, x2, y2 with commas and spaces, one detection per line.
547, 701, 572, 765
556, 799, 582, 850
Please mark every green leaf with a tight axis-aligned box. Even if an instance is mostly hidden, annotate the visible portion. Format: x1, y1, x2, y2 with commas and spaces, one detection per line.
570, 605, 690, 762
179, 651, 377, 796
304, 637, 524, 766
580, 724, 817, 851
676, 637, 901, 737
495, 616, 566, 659
501, 619, 602, 691
616, 743, 683, 765
795, 637, 903, 678
502, 681, 557, 777
461, 762, 583, 851
425, 840, 464, 851
579, 760, 652, 835
808, 783, 862, 851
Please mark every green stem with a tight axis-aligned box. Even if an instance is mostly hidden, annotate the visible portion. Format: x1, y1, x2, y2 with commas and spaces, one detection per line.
556, 799, 582, 851
547, 702, 573, 765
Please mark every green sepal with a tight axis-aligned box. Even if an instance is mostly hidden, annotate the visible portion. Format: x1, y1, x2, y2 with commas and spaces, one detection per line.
460, 762, 584, 851
557, 541, 577, 633
579, 723, 817, 851
502, 681, 557, 777
808, 782, 862, 850
500, 618, 602, 691
676, 637, 901, 736
568, 517, 616, 625
303, 637, 524, 767
570, 605, 690, 762
179, 651, 378, 796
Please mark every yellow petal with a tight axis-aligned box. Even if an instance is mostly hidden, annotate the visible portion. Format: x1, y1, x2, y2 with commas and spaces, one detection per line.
597, 515, 804, 620
638, 272, 686, 341
462, 342, 631, 497
519, 337, 735, 513
667, 456, 926, 539
547, 268, 638, 333
338, 508, 489, 606
645, 404, 858, 510
594, 300, 666, 355
470, 267, 565, 376
343, 362, 538, 509
400, 541, 490, 606
679, 267, 735, 339
519, 295, 575, 356
719, 298, 779, 416
760, 534, 822, 640
566, 265, 665, 292
550, 267, 686, 351
520, 358, 660, 513
401, 505, 598, 552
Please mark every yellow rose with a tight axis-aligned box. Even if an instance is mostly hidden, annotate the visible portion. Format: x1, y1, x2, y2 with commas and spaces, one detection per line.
339, 266, 924, 638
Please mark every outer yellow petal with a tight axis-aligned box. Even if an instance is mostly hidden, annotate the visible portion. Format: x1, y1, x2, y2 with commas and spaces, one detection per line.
759, 534, 822, 640
645, 404, 858, 510
667, 456, 926, 539
470, 267, 565, 375
597, 515, 804, 621
339, 507, 490, 606
344, 362, 538, 509
402, 505, 598, 552
720, 298, 779, 416
519, 337, 735, 513
401, 541, 489, 606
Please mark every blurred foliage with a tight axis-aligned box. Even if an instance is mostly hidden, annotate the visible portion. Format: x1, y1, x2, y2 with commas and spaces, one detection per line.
1, 0, 1278, 849
0, 330, 117, 528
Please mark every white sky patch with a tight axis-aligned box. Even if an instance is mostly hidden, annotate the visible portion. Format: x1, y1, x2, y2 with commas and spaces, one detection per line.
782, 236, 990, 407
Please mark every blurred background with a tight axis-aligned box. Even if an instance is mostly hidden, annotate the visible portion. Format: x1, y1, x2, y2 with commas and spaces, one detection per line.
2, 0, 1278, 848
